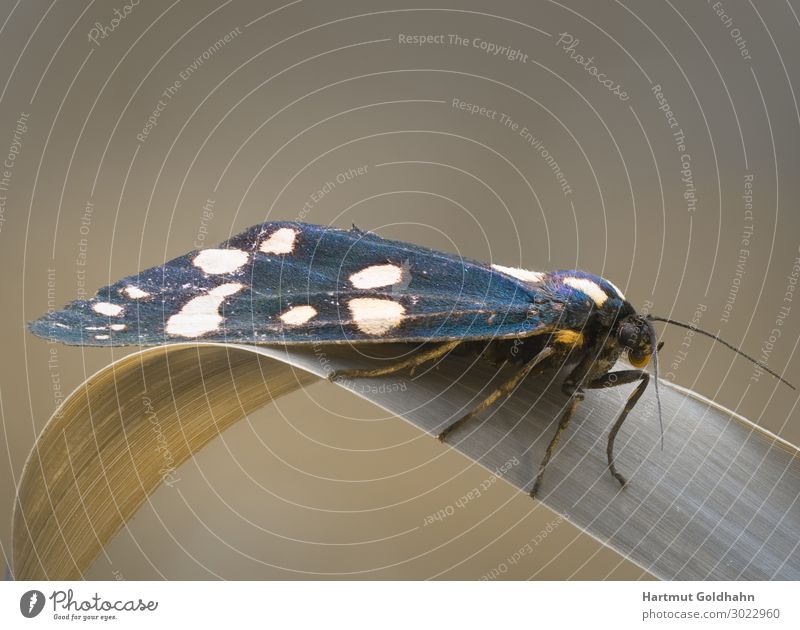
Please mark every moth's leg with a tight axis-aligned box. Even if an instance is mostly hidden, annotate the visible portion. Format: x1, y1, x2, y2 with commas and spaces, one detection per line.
586, 369, 649, 487
328, 340, 461, 381
530, 392, 584, 498
436, 346, 555, 442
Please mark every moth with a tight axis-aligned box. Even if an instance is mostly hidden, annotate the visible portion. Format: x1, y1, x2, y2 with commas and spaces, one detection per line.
30, 221, 793, 497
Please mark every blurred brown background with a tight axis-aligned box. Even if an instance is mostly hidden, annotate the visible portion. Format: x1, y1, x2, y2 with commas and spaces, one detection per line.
1, 0, 799, 579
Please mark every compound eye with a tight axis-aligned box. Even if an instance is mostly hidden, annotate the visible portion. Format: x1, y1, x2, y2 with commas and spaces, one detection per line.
618, 322, 639, 349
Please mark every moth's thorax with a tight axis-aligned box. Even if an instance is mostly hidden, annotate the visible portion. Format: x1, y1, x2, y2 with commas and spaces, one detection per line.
538, 270, 640, 385
590, 339, 627, 380
555, 333, 624, 392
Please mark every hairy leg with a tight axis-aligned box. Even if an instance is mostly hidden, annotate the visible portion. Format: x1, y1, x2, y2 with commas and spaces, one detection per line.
328, 340, 461, 381
436, 346, 555, 442
530, 392, 584, 498
586, 369, 649, 487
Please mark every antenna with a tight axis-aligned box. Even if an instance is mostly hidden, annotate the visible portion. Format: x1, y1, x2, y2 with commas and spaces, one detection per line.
647, 315, 796, 390
647, 321, 664, 450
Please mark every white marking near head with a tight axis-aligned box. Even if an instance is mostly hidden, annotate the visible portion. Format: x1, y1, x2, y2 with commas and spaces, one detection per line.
605, 279, 626, 300
94, 334, 110, 340
110, 324, 126, 331
123, 286, 150, 299
193, 249, 249, 275
259, 227, 297, 254
564, 277, 607, 306
349, 263, 405, 289
491, 264, 545, 283
93, 302, 123, 316
279, 305, 317, 325
165, 283, 243, 338
348, 297, 405, 335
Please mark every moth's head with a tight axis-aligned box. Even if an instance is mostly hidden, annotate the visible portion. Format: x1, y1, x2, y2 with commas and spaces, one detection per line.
617, 314, 658, 368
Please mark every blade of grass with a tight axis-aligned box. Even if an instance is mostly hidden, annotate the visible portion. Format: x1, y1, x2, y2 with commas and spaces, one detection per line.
12, 342, 799, 579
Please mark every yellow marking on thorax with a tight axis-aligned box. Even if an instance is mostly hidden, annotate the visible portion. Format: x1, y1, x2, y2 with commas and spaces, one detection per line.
555, 329, 584, 346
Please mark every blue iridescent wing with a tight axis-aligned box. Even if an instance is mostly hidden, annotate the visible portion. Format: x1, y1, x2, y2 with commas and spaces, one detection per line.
29, 222, 603, 346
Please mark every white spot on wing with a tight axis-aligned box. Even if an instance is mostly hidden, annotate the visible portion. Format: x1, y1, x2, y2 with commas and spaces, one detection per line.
605, 279, 625, 300
348, 297, 405, 335
564, 277, 607, 306
94, 334, 110, 340
491, 264, 545, 283
193, 249, 249, 275
123, 286, 149, 299
209, 282, 244, 297
260, 227, 297, 254
165, 282, 243, 338
279, 305, 317, 325
110, 324, 126, 331
349, 263, 404, 289
93, 302, 123, 316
